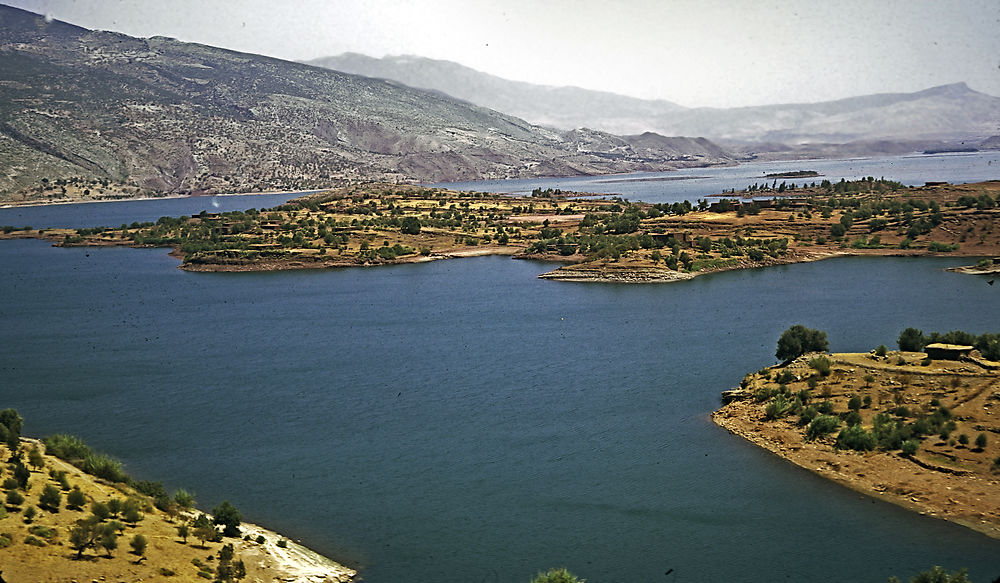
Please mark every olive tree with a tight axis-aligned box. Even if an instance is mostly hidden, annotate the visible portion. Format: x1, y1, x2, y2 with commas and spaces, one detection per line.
776, 325, 829, 362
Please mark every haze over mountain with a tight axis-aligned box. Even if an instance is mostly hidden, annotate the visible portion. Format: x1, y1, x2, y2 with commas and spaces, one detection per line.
310, 53, 1000, 146
0, 5, 733, 199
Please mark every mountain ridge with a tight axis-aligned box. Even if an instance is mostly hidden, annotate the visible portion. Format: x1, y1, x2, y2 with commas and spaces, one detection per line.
309, 53, 1000, 143
0, 5, 734, 201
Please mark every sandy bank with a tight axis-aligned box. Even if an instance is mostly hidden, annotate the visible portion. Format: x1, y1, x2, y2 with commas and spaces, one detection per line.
233, 522, 356, 583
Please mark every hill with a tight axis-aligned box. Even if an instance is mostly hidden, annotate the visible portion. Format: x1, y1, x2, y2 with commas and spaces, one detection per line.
713, 346, 1000, 540
0, 6, 733, 203
310, 53, 1000, 146
0, 433, 355, 582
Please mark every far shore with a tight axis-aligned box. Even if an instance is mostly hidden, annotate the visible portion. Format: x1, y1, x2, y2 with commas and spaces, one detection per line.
0, 188, 325, 209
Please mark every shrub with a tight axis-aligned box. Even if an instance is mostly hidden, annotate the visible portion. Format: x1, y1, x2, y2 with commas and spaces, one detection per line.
901, 439, 920, 456
847, 396, 862, 411
174, 489, 195, 509
765, 394, 792, 420
798, 406, 818, 426
808, 356, 833, 377
775, 370, 795, 384
975, 433, 987, 450
0, 533, 11, 548
817, 401, 835, 415
5, 489, 24, 507
806, 415, 841, 440
23, 534, 45, 547
875, 345, 888, 357
836, 424, 876, 451
130, 534, 147, 556
28, 525, 55, 540
958, 434, 969, 447
159, 568, 176, 576
256, 535, 266, 544
531, 568, 583, 583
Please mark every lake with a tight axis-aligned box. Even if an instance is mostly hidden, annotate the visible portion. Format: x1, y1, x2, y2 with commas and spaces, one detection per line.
1, 155, 999, 582
435, 151, 1000, 204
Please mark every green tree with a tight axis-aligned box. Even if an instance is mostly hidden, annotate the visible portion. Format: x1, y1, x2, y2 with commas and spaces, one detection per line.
776, 325, 829, 362
888, 565, 970, 583
27, 445, 44, 470
12, 462, 30, 490
0, 409, 22, 449
91, 500, 110, 521
531, 567, 583, 583
99, 525, 118, 557
898, 328, 926, 352
974, 433, 987, 450
212, 500, 242, 537
400, 216, 421, 235
192, 514, 217, 548
39, 484, 61, 511
177, 523, 189, 543
67, 487, 86, 510
69, 517, 99, 558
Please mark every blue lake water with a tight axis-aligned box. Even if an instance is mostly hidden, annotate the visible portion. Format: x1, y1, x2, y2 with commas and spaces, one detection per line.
0, 192, 303, 230
1, 155, 999, 582
435, 151, 1000, 204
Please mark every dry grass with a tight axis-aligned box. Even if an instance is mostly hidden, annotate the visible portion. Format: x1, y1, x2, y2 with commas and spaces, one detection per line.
0, 439, 354, 582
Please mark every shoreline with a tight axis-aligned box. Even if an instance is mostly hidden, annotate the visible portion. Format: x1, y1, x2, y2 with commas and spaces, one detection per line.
711, 352, 1000, 541
3, 436, 358, 582
0, 188, 325, 209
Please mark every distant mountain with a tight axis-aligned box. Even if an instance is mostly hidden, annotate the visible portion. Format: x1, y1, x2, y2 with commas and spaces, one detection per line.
309, 54, 1000, 144
0, 6, 733, 199
308, 53, 687, 135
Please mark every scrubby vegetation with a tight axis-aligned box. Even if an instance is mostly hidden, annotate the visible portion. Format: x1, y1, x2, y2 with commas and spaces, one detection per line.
11, 179, 996, 280
0, 409, 309, 582
897, 327, 1000, 360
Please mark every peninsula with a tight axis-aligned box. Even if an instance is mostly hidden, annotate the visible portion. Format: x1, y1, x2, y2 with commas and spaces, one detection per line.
713, 340, 1000, 539
0, 412, 355, 583
2, 179, 999, 280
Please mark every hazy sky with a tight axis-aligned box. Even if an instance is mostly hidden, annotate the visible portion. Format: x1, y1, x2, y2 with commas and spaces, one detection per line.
7, 0, 1000, 108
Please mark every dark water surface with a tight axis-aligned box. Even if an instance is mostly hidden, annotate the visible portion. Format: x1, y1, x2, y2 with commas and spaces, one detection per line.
0, 191, 303, 230
2, 155, 1000, 581
1, 238, 998, 582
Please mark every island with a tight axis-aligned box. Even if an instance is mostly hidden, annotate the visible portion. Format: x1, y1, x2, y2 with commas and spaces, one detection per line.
713, 334, 1000, 540
0, 412, 355, 582
764, 170, 821, 178
2, 179, 999, 281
